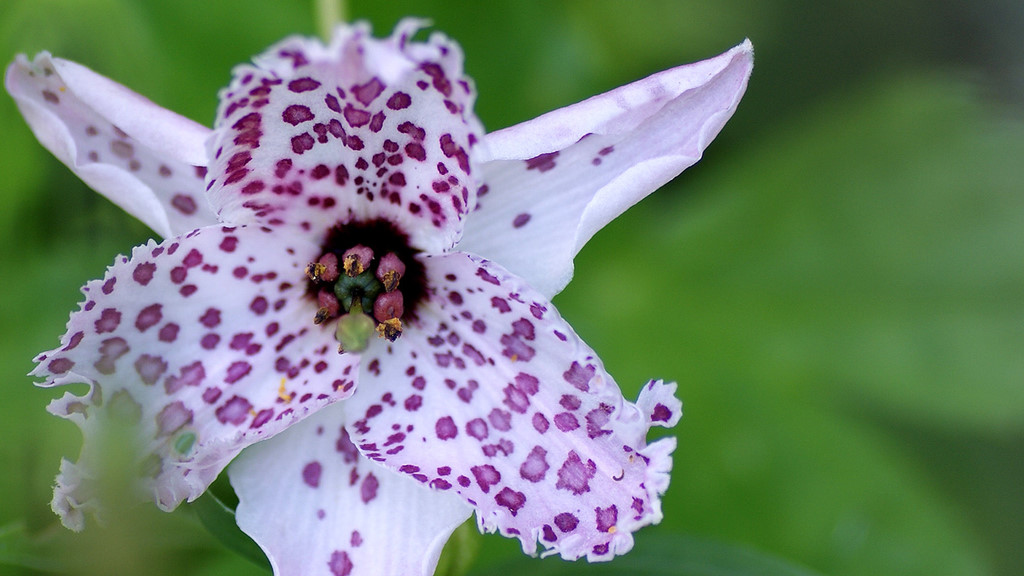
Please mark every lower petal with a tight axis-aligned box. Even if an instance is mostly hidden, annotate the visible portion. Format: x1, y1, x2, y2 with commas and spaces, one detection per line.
34, 225, 360, 525
230, 404, 472, 576
342, 252, 681, 560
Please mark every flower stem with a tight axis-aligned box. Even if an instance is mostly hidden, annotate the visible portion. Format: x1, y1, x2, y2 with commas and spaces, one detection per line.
315, 0, 347, 41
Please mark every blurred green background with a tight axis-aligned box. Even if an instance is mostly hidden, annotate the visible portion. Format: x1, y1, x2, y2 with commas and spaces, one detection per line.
2, 0, 1022, 575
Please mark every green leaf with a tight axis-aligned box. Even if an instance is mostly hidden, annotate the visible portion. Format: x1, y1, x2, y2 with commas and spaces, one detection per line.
0, 522, 64, 573
190, 491, 271, 572
469, 532, 824, 576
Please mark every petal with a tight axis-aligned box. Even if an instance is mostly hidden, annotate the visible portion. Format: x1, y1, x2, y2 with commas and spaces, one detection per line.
32, 225, 361, 526
5, 53, 216, 238
230, 404, 472, 576
459, 40, 754, 298
205, 20, 483, 254
342, 253, 681, 560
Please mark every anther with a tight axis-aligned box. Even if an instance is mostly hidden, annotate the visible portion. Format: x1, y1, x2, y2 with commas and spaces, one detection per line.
314, 289, 341, 324
376, 317, 403, 342
305, 262, 326, 282
318, 252, 340, 282
373, 290, 404, 323
376, 252, 406, 292
342, 245, 374, 277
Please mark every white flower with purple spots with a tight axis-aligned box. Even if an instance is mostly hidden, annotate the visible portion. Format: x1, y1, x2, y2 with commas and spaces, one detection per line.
7, 19, 752, 576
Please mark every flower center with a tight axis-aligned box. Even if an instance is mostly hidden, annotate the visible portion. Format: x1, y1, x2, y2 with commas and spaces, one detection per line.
306, 220, 425, 353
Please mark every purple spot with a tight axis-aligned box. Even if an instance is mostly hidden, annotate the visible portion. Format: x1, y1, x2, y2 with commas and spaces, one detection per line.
303, 461, 322, 488
353, 77, 385, 105
532, 412, 549, 434
652, 403, 672, 422
165, 360, 205, 393
595, 505, 618, 532
200, 308, 221, 328
554, 512, 579, 533
556, 451, 596, 495
526, 151, 558, 172
95, 308, 121, 333
282, 104, 315, 125
563, 361, 594, 391
134, 354, 167, 386
387, 92, 411, 110
158, 323, 179, 343
495, 487, 526, 516
135, 304, 162, 332
291, 133, 315, 154
471, 464, 501, 493
488, 408, 512, 431
156, 401, 192, 436
215, 395, 252, 425
288, 78, 321, 93
520, 446, 549, 482
328, 550, 353, 576
466, 418, 489, 440
48, 358, 74, 374
133, 262, 156, 285
513, 213, 531, 228
360, 473, 379, 503
171, 194, 197, 215
554, 412, 579, 432
435, 416, 457, 440
95, 337, 129, 374
225, 361, 252, 384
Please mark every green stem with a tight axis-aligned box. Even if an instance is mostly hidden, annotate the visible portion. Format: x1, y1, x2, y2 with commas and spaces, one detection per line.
315, 0, 348, 41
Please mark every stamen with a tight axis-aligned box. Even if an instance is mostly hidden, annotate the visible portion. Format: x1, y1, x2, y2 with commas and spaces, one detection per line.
314, 289, 340, 324
376, 252, 406, 292
342, 245, 374, 276
318, 252, 340, 282
373, 290, 404, 323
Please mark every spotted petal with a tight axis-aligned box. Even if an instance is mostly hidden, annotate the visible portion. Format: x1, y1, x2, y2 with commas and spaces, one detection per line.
32, 225, 361, 528
4, 53, 216, 238
230, 405, 472, 576
343, 253, 681, 560
460, 40, 753, 298
206, 20, 483, 254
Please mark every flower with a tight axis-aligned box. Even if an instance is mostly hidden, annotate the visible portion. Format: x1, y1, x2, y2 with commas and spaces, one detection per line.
7, 19, 752, 576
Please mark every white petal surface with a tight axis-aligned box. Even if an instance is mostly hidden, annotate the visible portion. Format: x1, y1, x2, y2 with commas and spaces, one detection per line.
231, 405, 472, 576
460, 41, 753, 298
343, 253, 681, 560
5, 53, 215, 238
32, 225, 361, 526
205, 20, 483, 253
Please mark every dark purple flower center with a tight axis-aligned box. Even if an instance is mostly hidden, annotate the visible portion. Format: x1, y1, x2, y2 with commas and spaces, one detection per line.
306, 220, 425, 352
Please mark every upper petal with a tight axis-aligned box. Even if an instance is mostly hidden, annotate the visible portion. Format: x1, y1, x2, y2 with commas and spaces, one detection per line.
33, 225, 360, 527
459, 40, 753, 298
5, 52, 216, 238
230, 404, 472, 576
342, 252, 681, 560
205, 19, 483, 254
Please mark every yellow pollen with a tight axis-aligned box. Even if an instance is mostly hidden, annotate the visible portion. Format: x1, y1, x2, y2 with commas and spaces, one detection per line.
376, 317, 403, 342
342, 255, 364, 276
278, 378, 293, 403
510, 354, 519, 362
607, 526, 617, 534
306, 262, 326, 282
